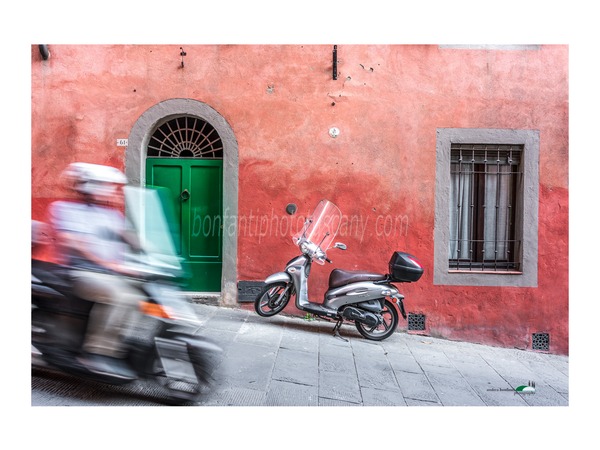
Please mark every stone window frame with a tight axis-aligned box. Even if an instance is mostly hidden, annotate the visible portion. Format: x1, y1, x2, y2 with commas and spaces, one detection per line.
433, 128, 539, 287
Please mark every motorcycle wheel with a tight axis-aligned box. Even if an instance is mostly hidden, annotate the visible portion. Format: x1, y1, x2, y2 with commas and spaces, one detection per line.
355, 299, 399, 341
254, 282, 292, 317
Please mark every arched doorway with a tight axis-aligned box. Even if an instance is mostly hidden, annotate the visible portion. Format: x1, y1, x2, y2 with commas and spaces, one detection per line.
126, 99, 238, 305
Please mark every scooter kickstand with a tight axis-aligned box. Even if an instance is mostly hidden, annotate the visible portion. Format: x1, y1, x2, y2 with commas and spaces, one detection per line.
332, 320, 348, 342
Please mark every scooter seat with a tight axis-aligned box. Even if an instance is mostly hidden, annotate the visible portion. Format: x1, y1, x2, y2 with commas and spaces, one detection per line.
32, 260, 73, 292
31, 259, 93, 316
328, 269, 387, 289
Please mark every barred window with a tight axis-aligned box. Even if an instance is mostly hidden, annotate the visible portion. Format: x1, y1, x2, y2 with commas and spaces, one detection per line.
449, 144, 523, 272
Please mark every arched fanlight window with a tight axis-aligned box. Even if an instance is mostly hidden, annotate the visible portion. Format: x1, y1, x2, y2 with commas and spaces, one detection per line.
147, 115, 223, 158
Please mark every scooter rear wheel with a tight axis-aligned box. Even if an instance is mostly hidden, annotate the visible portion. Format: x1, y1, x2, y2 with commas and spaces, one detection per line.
254, 282, 292, 317
355, 299, 399, 341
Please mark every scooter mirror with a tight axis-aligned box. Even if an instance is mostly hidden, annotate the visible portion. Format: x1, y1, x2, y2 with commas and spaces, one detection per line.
334, 242, 347, 250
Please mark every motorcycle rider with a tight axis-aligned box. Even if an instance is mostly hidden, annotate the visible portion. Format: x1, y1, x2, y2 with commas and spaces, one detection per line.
48, 162, 145, 379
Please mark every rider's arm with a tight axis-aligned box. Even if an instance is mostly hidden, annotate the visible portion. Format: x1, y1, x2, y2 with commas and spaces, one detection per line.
120, 228, 142, 253
54, 229, 127, 274
49, 201, 137, 276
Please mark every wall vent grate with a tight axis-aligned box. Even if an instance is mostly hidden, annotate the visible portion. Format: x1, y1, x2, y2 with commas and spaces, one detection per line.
408, 313, 426, 331
532, 332, 550, 351
237, 281, 265, 303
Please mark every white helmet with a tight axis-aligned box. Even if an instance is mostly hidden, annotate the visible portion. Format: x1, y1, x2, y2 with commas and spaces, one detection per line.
61, 162, 127, 196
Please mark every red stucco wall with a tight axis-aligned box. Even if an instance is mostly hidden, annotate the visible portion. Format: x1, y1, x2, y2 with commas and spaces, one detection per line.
31, 45, 568, 354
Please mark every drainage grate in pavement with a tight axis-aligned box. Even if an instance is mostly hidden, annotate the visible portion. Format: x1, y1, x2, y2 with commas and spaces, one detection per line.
408, 313, 426, 331
532, 332, 550, 351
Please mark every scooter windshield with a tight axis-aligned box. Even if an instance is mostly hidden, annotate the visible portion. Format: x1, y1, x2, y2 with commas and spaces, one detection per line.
124, 185, 182, 275
294, 199, 342, 253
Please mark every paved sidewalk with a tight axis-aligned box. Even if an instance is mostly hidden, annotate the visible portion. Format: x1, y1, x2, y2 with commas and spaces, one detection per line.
193, 303, 569, 406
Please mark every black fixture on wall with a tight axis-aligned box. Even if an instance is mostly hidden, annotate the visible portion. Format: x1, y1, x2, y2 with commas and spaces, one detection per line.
39, 45, 50, 60
180, 47, 186, 68
332, 45, 338, 80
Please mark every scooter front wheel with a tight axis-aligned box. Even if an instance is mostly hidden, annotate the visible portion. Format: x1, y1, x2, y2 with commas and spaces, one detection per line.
355, 299, 399, 341
254, 282, 292, 317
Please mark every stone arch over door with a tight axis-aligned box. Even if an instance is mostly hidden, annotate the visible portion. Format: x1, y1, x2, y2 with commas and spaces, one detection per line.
126, 98, 238, 306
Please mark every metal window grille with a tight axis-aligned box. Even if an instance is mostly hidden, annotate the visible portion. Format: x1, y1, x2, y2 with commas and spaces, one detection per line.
147, 115, 223, 158
449, 144, 523, 271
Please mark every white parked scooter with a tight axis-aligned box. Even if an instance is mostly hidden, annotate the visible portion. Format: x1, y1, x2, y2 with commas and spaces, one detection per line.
254, 199, 423, 341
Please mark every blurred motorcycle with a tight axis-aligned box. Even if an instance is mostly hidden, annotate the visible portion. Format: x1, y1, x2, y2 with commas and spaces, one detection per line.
31, 186, 221, 405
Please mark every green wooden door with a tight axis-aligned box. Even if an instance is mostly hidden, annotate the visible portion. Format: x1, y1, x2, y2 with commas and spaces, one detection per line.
146, 158, 223, 291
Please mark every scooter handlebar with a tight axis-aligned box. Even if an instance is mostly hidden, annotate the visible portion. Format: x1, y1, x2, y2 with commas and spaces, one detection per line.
122, 253, 181, 280
298, 238, 339, 264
